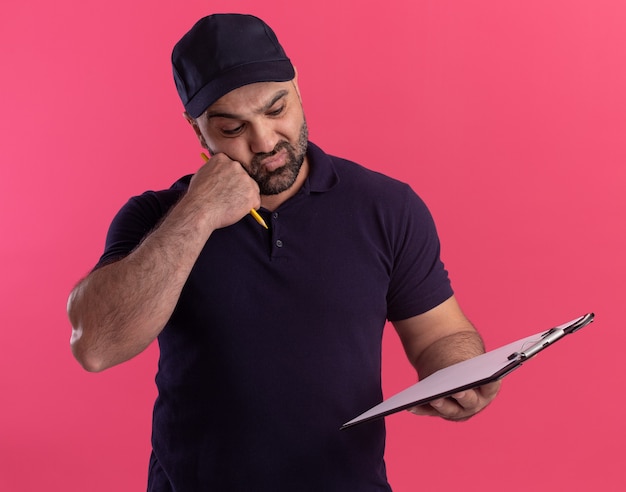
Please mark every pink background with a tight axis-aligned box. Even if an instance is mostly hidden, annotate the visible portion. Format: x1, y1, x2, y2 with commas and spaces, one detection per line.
1, 1, 624, 490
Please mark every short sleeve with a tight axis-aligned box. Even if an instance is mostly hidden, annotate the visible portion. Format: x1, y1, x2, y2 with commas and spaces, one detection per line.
94, 189, 182, 269
386, 187, 453, 321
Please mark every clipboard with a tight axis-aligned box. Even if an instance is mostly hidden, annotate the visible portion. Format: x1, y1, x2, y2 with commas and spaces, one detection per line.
341, 313, 594, 430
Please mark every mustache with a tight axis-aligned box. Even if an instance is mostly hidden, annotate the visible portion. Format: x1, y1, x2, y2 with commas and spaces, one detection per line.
251, 141, 292, 167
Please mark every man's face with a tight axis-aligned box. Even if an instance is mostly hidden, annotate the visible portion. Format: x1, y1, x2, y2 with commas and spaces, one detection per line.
190, 80, 308, 196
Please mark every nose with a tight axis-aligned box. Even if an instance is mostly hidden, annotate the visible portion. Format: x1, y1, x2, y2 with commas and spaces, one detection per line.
249, 122, 279, 155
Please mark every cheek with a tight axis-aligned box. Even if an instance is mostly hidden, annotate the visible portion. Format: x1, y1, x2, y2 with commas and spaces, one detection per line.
201, 127, 233, 154
279, 115, 305, 142
205, 137, 253, 164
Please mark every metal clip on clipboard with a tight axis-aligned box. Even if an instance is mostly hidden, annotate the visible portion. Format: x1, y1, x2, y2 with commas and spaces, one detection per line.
507, 313, 594, 361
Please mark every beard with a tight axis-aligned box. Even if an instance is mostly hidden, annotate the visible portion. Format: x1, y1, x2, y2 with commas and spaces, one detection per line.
247, 121, 309, 196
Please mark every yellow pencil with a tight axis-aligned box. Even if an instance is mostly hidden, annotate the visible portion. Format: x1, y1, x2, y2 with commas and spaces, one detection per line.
200, 153, 269, 229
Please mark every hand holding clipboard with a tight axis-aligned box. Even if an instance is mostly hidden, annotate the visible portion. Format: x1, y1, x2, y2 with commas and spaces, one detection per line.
341, 313, 594, 430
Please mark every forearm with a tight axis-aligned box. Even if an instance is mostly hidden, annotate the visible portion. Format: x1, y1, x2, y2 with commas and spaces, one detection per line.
69, 153, 262, 372
409, 330, 500, 420
393, 299, 499, 420
68, 194, 216, 372
414, 330, 485, 379
393, 297, 486, 379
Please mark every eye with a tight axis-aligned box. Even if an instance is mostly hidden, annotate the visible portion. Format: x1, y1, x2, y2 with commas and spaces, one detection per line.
221, 124, 244, 136
267, 105, 285, 117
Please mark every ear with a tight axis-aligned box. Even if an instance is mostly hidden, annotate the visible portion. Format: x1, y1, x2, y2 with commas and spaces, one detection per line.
183, 111, 209, 149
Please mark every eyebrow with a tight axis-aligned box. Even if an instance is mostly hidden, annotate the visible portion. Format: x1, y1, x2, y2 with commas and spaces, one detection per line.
205, 89, 289, 120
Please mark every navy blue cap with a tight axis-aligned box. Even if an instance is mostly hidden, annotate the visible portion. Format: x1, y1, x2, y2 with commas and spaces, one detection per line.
172, 14, 295, 118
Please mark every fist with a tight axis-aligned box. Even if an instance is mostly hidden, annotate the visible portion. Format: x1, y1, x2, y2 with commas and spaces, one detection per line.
408, 381, 501, 421
187, 153, 261, 230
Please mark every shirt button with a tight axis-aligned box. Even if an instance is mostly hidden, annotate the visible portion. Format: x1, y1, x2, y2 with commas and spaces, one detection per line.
272, 212, 279, 219
275, 240, 283, 248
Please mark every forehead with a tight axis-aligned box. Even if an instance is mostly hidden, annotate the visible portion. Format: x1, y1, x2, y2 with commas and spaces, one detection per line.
205, 81, 295, 117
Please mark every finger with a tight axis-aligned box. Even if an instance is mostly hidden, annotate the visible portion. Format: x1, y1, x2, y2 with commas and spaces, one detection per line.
450, 390, 479, 410
409, 402, 469, 421
430, 397, 469, 419
478, 381, 501, 400
407, 402, 442, 417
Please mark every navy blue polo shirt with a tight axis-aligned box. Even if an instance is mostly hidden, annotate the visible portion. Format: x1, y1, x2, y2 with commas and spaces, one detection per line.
98, 142, 453, 491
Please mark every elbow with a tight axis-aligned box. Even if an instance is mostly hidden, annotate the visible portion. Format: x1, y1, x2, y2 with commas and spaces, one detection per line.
70, 328, 108, 373
68, 289, 109, 373
74, 355, 107, 373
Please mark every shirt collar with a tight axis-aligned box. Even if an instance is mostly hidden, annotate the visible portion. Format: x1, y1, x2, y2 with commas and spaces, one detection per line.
300, 141, 340, 194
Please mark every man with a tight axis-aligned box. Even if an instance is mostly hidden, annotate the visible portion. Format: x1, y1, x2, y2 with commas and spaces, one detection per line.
68, 13, 499, 491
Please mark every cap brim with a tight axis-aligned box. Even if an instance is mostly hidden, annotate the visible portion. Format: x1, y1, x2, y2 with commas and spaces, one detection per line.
185, 60, 295, 118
